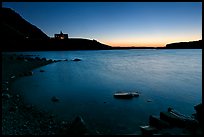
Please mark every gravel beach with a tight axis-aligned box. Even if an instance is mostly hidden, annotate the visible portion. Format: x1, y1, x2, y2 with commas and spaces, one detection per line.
2, 53, 90, 135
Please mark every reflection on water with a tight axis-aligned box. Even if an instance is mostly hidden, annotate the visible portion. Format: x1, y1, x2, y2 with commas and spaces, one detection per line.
11, 49, 202, 134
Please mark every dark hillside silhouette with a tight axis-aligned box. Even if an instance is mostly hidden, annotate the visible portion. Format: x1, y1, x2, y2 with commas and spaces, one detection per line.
1, 7, 111, 51
2, 7, 49, 40
165, 40, 202, 49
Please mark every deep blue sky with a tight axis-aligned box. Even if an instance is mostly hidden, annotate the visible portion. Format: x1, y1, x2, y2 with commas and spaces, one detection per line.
3, 2, 202, 47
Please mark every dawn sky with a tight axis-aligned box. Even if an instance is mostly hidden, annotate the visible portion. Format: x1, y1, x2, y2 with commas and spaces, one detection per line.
3, 2, 202, 47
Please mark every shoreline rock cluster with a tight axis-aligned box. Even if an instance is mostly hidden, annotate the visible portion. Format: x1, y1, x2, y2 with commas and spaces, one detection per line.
140, 104, 203, 135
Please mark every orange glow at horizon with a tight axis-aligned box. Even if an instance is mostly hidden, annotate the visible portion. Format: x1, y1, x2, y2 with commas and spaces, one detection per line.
102, 35, 202, 47
106, 42, 166, 47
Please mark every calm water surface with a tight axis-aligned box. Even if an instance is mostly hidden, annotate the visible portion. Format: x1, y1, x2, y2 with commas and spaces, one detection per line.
11, 49, 202, 134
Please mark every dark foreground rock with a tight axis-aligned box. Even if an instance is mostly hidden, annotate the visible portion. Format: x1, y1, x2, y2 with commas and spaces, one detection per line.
194, 103, 203, 125
68, 116, 90, 135
149, 115, 170, 129
140, 105, 202, 135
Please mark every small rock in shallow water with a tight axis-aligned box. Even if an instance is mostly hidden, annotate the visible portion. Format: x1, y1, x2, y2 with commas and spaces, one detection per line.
10, 75, 15, 79
3, 81, 9, 85
15, 94, 20, 97
147, 99, 152, 102
2, 93, 11, 99
40, 70, 45, 72
61, 121, 67, 125
72, 58, 81, 61
51, 96, 59, 102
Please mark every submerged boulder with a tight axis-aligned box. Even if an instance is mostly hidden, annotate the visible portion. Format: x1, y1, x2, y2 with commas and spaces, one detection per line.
51, 96, 59, 102
40, 69, 45, 72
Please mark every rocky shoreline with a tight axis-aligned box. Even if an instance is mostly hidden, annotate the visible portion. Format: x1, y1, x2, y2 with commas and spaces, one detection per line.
2, 53, 202, 135
2, 53, 89, 135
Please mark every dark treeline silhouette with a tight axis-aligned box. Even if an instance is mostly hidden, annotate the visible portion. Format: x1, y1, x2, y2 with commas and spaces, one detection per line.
1, 7, 202, 51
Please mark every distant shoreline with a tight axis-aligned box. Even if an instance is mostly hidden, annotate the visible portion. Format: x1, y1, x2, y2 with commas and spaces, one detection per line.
2, 46, 202, 52
2, 39, 202, 52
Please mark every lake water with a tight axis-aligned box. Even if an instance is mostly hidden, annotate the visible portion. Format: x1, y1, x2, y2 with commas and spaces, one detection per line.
11, 49, 202, 134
